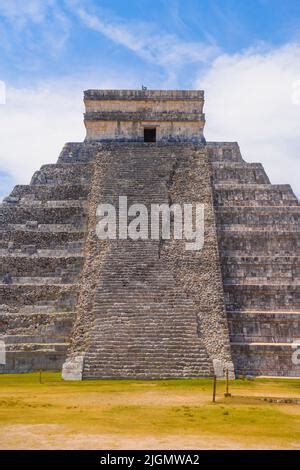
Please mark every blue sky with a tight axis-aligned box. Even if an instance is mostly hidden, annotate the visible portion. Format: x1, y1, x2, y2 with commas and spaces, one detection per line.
0, 0, 300, 196
1, 0, 300, 87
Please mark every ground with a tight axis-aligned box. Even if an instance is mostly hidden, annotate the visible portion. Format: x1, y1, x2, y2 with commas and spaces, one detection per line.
0, 373, 300, 449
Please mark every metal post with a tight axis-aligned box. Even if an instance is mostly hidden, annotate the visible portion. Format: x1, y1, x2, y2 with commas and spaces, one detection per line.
224, 368, 231, 397
212, 375, 217, 403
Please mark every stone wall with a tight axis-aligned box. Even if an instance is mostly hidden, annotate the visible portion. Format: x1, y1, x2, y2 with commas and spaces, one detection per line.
85, 98, 203, 114
84, 120, 204, 143
83, 89, 205, 143
0, 145, 93, 373
211, 142, 300, 377
1, 130, 299, 378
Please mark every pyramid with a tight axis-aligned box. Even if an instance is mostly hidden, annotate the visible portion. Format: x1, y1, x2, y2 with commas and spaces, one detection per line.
0, 89, 299, 379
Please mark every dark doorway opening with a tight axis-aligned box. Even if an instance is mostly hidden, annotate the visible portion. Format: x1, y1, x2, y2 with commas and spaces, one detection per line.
144, 128, 156, 142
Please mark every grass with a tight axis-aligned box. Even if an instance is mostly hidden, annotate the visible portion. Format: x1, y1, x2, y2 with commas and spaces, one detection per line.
0, 372, 300, 449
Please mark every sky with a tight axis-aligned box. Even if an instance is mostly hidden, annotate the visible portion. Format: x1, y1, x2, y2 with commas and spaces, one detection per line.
0, 0, 300, 198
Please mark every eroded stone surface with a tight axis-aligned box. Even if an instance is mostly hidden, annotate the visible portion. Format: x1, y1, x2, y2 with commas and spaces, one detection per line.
210, 142, 300, 377
0, 89, 299, 378
65, 144, 232, 379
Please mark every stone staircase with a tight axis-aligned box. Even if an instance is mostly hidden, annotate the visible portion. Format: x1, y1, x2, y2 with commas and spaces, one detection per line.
210, 142, 300, 376
64, 143, 233, 379
83, 239, 213, 379
0, 143, 93, 372
2, 138, 298, 378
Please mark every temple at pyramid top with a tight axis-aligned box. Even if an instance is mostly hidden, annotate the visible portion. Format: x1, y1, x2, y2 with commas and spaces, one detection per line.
84, 89, 205, 143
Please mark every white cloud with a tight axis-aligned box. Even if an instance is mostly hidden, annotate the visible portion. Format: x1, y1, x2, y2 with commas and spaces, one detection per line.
198, 43, 300, 196
0, 72, 140, 198
0, 80, 5, 104
0, 3, 300, 202
1, 42, 300, 200
0, 82, 85, 195
0, 0, 70, 58
5, 0, 216, 72
73, 4, 219, 69
0, 0, 52, 24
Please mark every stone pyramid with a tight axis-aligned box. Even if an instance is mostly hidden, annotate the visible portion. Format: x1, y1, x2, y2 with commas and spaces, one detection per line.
0, 89, 299, 379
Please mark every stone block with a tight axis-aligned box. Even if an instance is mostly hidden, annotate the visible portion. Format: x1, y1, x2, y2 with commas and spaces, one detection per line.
62, 355, 84, 380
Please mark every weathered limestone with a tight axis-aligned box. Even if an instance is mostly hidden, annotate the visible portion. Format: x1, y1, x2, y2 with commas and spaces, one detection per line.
63, 143, 232, 379
1, 90, 299, 378
0, 144, 93, 372
84, 90, 205, 143
210, 142, 300, 376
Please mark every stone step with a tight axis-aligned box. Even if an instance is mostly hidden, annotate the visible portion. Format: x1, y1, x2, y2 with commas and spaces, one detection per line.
30, 162, 92, 185
91, 340, 229, 348
222, 255, 300, 261
0, 250, 84, 258
4, 341, 69, 351
57, 142, 98, 163
225, 280, 300, 286
220, 226, 300, 233
90, 317, 202, 327
218, 229, 300, 255
214, 184, 298, 206
0, 310, 73, 327
7, 183, 89, 202
216, 206, 300, 227
207, 142, 244, 163
84, 363, 212, 370
97, 142, 197, 150
92, 300, 195, 308
91, 302, 196, 310
227, 309, 300, 315
0, 205, 87, 225
212, 163, 269, 184
88, 340, 208, 347
83, 356, 213, 378
229, 317, 300, 343
84, 362, 211, 369
231, 342, 300, 377
3, 334, 71, 344
3, 198, 88, 210
224, 284, 300, 310
83, 372, 212, 379
0, 347, 68, 373
221, 255, 300, 281
58, 142, 199, 164
84, 360, 211, 366
231, 341, 297, 346
227, 310, 300, 343
0, 254, 83, 277
1, 276, 78, 285
2, 223, 85, 233
0, 284, 78, 307
0, 249, 83, 259
0, 304, 70, 314
0, 229, 84, 250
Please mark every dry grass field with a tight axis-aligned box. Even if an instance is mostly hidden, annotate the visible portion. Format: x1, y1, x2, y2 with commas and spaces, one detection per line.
0, 373, 300, 449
